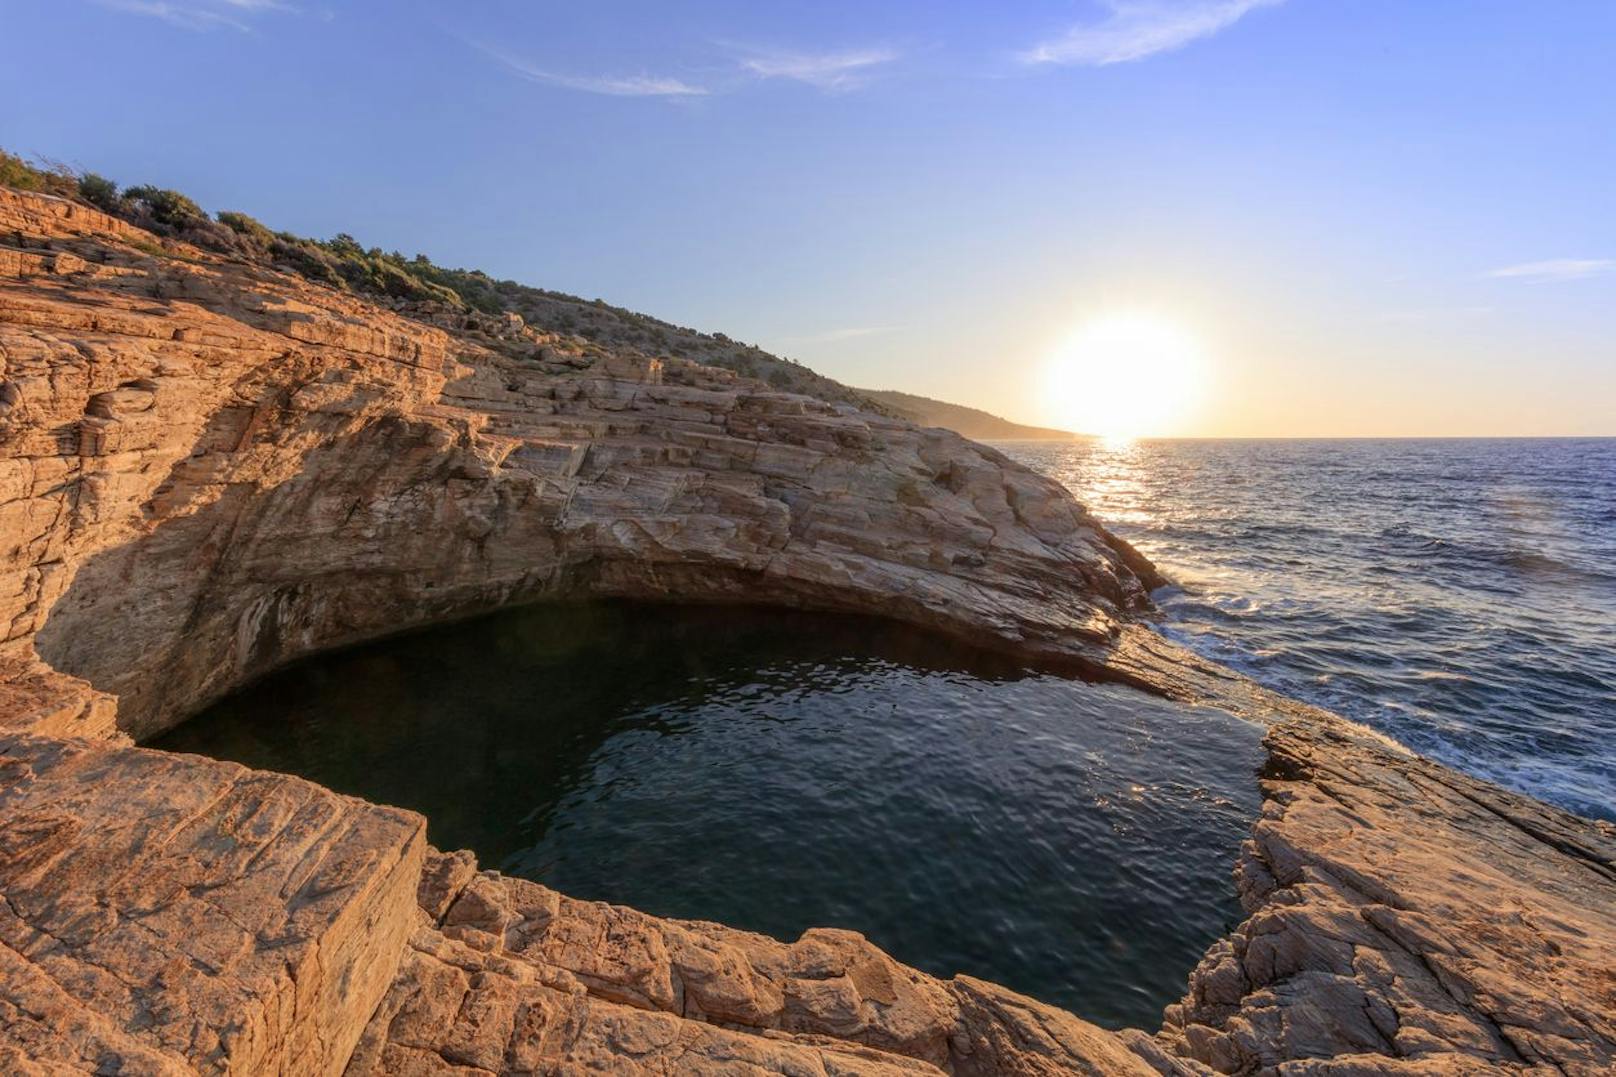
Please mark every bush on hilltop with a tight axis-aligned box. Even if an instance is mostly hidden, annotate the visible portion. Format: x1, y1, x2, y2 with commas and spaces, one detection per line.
77, 173, 123, 214
0, 150, 78, 199
121, 186, 206, 230
0, 144, 889, 413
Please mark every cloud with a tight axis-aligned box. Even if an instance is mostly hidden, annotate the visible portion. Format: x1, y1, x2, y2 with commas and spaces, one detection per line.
1485, 259, 1613, 283
736, 47, 899, 92
96, 0, 291, 31
1020, 0, 1284, 66
474, 43, 708, 98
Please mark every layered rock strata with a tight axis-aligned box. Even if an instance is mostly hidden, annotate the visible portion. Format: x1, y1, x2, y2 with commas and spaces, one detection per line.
0, 188, 1166, 747
0, 733, 423, 1075
1158, 719, 1616, 1076
0, 731, 1156, 1076
352, 848, 1160, 1075
0, 187, 1611, 1075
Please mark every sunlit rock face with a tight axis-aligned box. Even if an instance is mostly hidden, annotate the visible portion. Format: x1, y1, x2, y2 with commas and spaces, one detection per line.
0, 185, 1170, 1073
1157, 718, 1616, 1076
1, 187, 1612, 1076
0, 732, 425, 1074
352, 848, 1161, 1076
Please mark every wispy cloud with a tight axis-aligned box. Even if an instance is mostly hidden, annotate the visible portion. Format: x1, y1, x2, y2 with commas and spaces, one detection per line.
1486, 259, 1613, 283
735, 47, 899, 92
96, 0, 291, 31
1020, 0, 1284, 66
474, 42, 708, 98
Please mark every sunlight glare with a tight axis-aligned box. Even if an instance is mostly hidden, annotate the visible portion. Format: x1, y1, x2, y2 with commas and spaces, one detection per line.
1044, 313, 1207, 439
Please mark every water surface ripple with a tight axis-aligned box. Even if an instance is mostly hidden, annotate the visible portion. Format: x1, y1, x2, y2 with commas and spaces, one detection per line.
1003, 437, 1616, 822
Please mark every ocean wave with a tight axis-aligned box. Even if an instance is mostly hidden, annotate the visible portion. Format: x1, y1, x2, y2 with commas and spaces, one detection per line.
1005, 437, 1616, 824
1378, 523, 1613, 586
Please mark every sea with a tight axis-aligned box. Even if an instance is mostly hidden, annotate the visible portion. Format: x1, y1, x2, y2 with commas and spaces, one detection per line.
1003, 437, 1616, 823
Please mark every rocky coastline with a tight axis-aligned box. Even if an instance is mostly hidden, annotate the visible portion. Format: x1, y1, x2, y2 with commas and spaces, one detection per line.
0, 187, 1611, 1074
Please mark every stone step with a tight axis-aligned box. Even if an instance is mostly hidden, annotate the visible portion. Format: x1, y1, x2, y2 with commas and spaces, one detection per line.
0, 733, 425, 1075
348, 848, 1159, 1076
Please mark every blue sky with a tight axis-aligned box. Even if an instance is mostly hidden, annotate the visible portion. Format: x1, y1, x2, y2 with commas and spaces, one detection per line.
4, 0, 1614, 435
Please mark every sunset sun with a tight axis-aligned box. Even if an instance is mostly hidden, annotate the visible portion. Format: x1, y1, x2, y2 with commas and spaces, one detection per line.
1044, 313, 1207, 439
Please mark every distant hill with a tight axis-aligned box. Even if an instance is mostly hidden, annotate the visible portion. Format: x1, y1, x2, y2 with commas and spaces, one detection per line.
859, 389, 1083, 441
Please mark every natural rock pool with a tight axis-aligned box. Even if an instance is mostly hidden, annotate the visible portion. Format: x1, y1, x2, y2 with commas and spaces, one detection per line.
155, 602, 1263, 1029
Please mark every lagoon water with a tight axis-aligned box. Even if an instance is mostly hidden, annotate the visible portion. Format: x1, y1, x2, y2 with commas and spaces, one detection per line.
1005, 437, 1616, 823
158, 603, 1262, 1029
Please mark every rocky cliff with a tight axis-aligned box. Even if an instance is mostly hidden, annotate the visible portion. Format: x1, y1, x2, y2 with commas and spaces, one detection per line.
0, 188, 1164, 745
0, 186, 1610, 1075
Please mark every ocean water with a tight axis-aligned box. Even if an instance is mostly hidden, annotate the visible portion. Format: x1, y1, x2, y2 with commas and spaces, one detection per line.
157, 603, 1262, 1029
1003, 438, 1616, 822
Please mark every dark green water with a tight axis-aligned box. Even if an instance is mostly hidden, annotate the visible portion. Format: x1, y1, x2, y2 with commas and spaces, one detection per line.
156, 602, 1262, 1029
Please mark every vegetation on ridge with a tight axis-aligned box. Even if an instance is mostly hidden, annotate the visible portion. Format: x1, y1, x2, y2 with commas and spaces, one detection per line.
0, 148, 885, 412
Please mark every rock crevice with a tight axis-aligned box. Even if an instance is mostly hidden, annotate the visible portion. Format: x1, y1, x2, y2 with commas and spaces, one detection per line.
1157, 720, 1615, 1076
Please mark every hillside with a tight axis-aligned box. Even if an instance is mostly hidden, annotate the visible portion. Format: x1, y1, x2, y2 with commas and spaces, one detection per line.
0, 153, 1106, 442
0, 150, 885, 413
862, 388, 1083, 441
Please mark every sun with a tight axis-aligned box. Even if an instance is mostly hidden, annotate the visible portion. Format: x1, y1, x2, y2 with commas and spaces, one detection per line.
1043, 312, 1207, 439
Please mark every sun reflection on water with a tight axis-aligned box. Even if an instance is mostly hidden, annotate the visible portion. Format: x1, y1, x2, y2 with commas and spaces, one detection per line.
997, 437, 1616, 825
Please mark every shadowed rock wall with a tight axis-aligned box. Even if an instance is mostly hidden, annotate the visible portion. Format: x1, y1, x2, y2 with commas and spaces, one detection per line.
0, 188, 1157, 744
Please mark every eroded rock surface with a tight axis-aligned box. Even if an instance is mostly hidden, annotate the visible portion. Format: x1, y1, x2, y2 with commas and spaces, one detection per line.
1157, 719, 1616, 1076
347, 849, 1157, 1075
0, 733, 423, 1075
0, 188, 1161, 746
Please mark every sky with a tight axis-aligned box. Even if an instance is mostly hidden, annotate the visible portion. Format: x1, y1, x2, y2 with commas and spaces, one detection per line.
3, 0, 1614, 436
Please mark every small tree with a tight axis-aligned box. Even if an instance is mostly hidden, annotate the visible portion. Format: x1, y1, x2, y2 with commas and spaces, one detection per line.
77, 173, 122, 213
325, 232, 364, 257
216, 211, 275, 246
122, 185, 204, 229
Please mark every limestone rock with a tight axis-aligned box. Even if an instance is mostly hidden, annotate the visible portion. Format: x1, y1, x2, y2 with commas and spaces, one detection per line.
347, 849, 1157, 1075
1157, 718, 1616, 1075
0, 732, 424, 1074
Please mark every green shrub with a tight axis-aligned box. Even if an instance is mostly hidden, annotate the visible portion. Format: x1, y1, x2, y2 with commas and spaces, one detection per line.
0, 150, 78, 198
0, 150, 36, 190
217, 210, 275, 246
122, 185, 205, 229
324, 232, 364, 258
77, 172, 122, 213
271, 237, 347, 287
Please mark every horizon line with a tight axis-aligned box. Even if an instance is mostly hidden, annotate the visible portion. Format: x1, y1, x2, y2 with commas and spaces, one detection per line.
984, 433, 1616, 441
